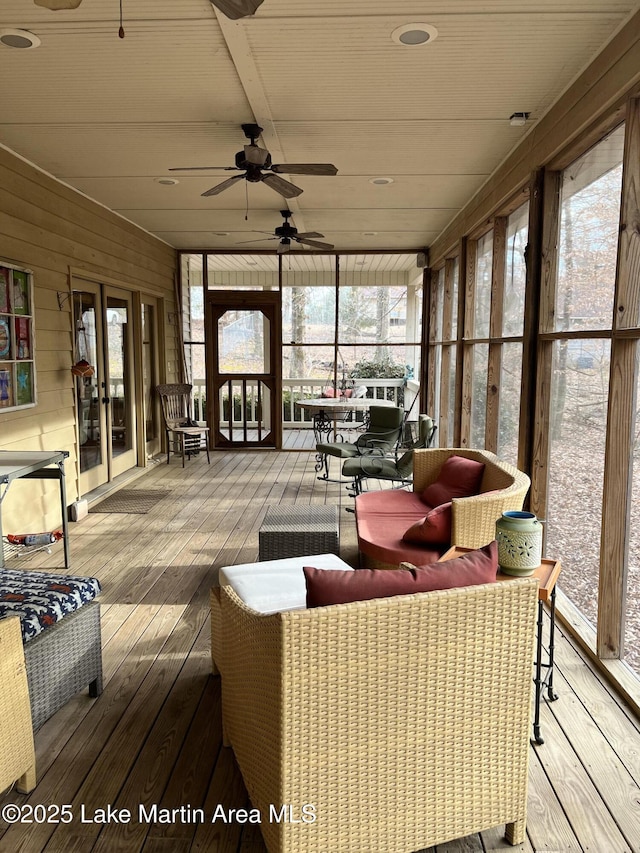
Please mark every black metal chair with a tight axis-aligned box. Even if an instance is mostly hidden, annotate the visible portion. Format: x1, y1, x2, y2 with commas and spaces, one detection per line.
342, 414, 437, 495
315, 405, 404, 481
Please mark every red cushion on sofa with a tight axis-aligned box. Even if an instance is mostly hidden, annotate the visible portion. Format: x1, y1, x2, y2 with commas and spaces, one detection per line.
402, 501, 452, 544
422, 455, 485, 507
304, 541, 498, 607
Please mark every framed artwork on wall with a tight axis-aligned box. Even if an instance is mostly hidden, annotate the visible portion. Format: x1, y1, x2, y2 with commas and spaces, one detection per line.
0, 262, 36, 411
0, 267, 10, 314
0, 367, 13, 408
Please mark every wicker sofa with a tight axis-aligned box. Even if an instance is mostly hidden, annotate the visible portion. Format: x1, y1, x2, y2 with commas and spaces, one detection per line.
0, 616, 36, 794
356, 448, 531, 570
218, 574, 538, 853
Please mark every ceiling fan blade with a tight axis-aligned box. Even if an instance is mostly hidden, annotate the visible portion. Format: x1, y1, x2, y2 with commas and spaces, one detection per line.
236, 237, 279, 245
34, 0, 82, 8
296, 237, 334, 250
296, 231, 325, 239
261, 173, 303, 199
169, 166, 237, 171
201, 174, 245, 197
271, 164, 338, 176
210, 0, 265, 19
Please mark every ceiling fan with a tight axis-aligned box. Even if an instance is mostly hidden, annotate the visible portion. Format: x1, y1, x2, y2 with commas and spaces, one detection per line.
238, 210, 334, 253
34, 0, 266, 17
169, 124, 337, 200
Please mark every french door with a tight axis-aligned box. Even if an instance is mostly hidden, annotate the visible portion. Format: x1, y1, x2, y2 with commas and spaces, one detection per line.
206, 292, 281, 448
141, 296, 161, 460
73, 282, 137, 492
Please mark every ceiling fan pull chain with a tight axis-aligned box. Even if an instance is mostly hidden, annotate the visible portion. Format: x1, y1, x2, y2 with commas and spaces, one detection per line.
245, 181, 249, 220
119, 0, 125, 38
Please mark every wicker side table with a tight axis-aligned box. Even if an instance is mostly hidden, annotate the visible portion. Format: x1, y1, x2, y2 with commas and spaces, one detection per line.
259, 505, 339, 560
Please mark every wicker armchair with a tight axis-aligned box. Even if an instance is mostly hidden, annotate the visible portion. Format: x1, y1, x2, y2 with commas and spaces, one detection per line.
412, 448, 531, 550
219, 577, 538, 853
0, 617, 36, 794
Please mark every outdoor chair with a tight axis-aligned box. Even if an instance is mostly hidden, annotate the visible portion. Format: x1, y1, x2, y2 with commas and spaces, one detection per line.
315, 404, 404, 481
343, 413, 437, 495
0, 616, 36, 794
156, 383, 210, 467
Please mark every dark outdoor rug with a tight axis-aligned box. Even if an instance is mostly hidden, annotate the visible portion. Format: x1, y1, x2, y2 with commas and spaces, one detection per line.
89, 489, 171, 514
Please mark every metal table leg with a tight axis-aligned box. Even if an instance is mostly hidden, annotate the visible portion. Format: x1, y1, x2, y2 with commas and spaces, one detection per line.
531, 587, 559, 746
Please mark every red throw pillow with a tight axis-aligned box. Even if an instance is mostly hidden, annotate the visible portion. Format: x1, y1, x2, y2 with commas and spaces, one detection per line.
422, 455, 485, 507
402, 501, 452, 544
303, 541, 498, 607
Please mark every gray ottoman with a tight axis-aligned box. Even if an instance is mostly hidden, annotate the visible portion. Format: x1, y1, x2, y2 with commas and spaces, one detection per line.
259, 505, 339, 560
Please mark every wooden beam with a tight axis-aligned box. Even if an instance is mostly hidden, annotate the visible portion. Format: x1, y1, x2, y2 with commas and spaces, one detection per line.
518, 169, 545, 481
486, 218, 507, 453
598, 97, 640, 658
530, 171, 562, 523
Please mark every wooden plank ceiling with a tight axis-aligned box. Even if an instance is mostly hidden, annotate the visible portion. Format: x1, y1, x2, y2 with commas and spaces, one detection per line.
0, 0, 638, 257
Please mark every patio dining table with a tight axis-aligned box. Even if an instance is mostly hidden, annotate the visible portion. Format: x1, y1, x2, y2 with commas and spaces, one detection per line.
296, 397, 394, 443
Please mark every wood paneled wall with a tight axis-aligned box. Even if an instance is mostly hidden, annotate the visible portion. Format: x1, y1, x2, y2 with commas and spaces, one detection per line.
0, 145, 177, 534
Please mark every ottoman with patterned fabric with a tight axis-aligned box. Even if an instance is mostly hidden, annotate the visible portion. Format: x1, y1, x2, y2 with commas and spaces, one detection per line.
0, 569, 103, 730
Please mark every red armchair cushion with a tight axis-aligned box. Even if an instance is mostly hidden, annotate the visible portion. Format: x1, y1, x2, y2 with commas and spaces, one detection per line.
402, 501, 452, 545
422, 455, 485, 507
304, 541, 498, 607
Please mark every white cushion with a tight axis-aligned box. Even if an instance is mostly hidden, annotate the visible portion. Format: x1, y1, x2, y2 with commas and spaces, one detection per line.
219, 553, 353, 614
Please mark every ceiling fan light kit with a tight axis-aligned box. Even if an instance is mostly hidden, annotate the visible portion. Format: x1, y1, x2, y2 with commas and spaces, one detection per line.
170, 123, 337, 199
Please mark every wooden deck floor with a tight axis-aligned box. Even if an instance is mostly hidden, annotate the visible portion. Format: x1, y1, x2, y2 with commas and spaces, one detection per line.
1, 450, 639, 853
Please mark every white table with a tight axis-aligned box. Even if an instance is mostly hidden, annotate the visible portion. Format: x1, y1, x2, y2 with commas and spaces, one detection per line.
0, 450, 70, 568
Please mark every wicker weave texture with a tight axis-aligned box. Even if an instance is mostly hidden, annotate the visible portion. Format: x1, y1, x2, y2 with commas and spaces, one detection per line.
259, 505, 339, 560
24, 601, 103, 731
220, 578, 537, 853
413, 449, 531, 551
0, 616, 36, 793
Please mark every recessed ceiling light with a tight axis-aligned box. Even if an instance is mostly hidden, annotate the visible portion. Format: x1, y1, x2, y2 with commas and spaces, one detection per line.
391, 23, 438, 47
369, 177, 394, 186
246, 260, 258, 265
363, 231, 378, 236
155, 177, 179, 185
0, 29, 41, 49
509, 112, 531, 127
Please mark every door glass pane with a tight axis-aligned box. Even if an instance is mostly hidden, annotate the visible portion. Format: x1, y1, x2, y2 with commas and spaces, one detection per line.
74, 291, 102, 474
556, 124, 624, 332
546, 338, 610, 627
142, 303, 158, 442
218, 310, 268, 374
106, 296, 131, 458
